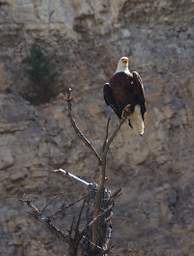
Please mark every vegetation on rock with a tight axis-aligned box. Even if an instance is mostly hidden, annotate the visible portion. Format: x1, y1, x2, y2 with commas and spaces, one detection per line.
23, 44, 57, 105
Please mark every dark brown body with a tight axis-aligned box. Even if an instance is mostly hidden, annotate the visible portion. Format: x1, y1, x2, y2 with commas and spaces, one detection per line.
104, 71, 146, 121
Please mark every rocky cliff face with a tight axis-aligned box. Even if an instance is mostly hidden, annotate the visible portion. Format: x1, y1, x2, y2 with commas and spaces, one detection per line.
0, 1, 194, 255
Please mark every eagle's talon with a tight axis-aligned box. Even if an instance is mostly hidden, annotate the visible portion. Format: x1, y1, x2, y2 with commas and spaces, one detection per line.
121, 104, 131, 119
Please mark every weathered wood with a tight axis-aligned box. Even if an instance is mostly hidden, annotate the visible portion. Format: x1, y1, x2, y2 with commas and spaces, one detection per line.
21, 88, 124, 256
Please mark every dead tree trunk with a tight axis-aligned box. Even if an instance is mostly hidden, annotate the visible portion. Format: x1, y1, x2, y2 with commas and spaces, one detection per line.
21, 88, 125, 256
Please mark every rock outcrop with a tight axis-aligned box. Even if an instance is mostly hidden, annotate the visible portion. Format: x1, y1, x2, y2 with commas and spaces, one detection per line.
0, 1, 194, 255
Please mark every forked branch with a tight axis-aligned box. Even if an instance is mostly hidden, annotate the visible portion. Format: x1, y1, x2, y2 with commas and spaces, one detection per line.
66, 88, 126, 253
20, 199, 70, 243
20, 197, 87, 256
92, 117, 126, 251
22, 88, 125, 256
66, 88, 102, 163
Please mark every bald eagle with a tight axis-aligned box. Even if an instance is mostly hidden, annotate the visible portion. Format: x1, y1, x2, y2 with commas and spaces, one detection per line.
103, 57, 146, 135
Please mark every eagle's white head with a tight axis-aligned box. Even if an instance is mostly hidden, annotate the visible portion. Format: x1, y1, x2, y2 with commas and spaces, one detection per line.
115, 56, 130, 74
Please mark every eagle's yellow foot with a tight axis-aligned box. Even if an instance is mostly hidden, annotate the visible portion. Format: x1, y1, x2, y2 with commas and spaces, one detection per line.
121, 104, 131, 119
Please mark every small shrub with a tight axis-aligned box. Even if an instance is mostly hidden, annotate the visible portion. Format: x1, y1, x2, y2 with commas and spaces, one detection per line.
23, 44, 57, 105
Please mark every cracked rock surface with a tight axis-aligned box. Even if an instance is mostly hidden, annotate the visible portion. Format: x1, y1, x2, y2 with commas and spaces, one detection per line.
0, 1, 194, 255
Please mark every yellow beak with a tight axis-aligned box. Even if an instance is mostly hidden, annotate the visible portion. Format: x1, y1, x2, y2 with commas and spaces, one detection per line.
122, 59, 128, 64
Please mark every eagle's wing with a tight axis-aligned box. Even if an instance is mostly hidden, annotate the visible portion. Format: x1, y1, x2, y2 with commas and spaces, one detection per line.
132, 71, 147, 120
103, 83, 121, 118
132, 71, 145, 104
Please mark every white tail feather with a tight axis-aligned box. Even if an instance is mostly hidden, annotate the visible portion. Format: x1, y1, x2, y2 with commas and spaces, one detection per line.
130, 105, 144, 135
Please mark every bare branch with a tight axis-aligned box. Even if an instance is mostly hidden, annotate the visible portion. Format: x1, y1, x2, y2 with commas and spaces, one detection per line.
66, 88, 102, 163
65, 89, 125, 250
20, 199, 41, 216
80, 203, 113, 237
69, 216, 75, 237
75, 199, 85, 236
49, 194, 87, 219
20, 199, 70, 243
102, 117, 111, 152
92, 118, 126, 248
103, 224, 112, 253
82, 236, 106, 252
22, 88, 126, 255
53, 168, 93, 188
111, 188, 122, 199
68, 200, 87, 256
41, 193, 65, 214
104, 118, 126, 155
64, 195, 87, 211
101, 118, 126, 190
82, 235, 109, 253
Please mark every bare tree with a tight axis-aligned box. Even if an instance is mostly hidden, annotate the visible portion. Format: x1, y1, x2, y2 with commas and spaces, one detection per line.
21, 88, 125, 255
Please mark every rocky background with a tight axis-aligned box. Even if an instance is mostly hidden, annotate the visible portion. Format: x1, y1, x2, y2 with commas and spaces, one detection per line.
0, 0, 194, 255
